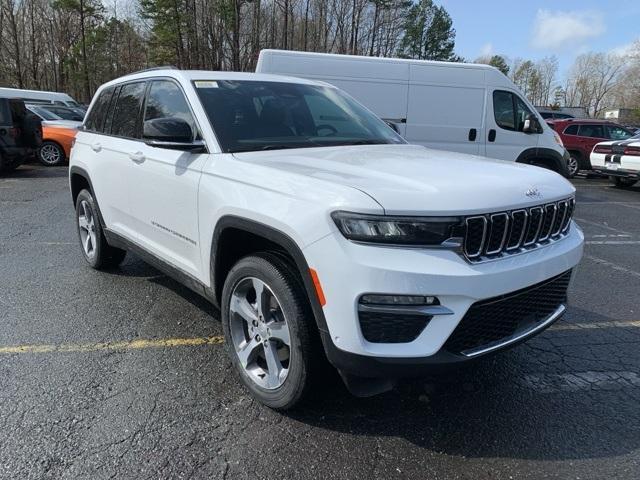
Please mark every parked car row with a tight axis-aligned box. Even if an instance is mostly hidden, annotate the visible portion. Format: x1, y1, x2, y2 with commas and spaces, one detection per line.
546, 118, 636, 177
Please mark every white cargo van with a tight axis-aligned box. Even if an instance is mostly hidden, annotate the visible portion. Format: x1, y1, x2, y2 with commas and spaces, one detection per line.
256, 50, 569, 176
0, 87, 80, 108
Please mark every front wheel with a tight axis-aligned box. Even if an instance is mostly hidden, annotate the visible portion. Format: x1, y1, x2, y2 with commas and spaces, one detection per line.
611, 176, 637, 188
75, 189, 126, 269
39, 141, 65, 166
221, 253, 318, 410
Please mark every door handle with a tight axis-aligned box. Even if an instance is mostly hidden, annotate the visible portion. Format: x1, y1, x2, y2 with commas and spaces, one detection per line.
468, 128, 477, 142
91, 143, 102, 152
129, 151, 145, 163
488, 129, 496, 142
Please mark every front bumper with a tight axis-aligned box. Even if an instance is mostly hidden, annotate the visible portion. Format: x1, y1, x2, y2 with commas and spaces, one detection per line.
303, 222, 584, 375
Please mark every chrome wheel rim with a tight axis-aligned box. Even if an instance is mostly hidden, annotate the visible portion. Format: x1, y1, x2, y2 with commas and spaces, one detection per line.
229, 277, 291, 390
40, 144, 61, 165
568, 156, 579, 176
78, 200, 97, 258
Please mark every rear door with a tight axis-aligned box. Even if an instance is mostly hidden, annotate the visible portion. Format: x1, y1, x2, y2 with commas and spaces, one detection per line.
577, 124, 607, 157
129, 79, 206, 278
87, 82, 147, 239
405, 64, 485, 155
485, 89, 539, 161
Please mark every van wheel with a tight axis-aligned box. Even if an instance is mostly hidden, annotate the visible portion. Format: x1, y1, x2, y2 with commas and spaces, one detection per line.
611, 177, 637, 188
221, 253, 316, 410
39, 141, 65, 166
75, 189, 126, 269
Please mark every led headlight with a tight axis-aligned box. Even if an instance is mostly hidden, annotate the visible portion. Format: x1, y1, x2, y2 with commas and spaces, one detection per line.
331, 211, 463, 246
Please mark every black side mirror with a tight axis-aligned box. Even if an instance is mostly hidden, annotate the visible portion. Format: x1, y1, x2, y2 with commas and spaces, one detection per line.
523, 114, 540, 134
143, 117, 205, 152
384, 120, 399, 133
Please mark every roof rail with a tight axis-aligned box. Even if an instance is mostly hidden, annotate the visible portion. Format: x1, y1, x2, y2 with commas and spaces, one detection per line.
129, 66, 179, 75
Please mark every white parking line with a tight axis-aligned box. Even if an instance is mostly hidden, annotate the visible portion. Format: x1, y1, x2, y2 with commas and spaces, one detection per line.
586, 241, 640, 245
551, 320, 640, 331
523, 371, 640, 393
585, 254, 640, 278
574, 217, 634, 235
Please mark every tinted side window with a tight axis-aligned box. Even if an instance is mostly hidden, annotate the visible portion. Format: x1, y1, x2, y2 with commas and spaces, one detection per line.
563, 125, 579, 135
578, 124, 605, 138
493, 90, 515, 130
103, 86, 120, 134
111, 82, 146, 138
85, 88, 114, 132
607, 125, 633, 140
0, 100, 10, 125
143, 80, 196, 135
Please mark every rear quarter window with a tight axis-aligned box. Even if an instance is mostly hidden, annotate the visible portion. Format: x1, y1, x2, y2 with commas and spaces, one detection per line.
85, 87, 114, 132
0, 100, 10, 125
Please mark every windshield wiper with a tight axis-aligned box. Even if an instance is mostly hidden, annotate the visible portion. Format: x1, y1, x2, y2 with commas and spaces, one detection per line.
332, 139, 389, 146
229, 142, 321, 153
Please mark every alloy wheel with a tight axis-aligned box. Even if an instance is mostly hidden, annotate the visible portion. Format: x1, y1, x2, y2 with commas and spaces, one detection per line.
229, 277, 292, 390
78, 200, 97, 258
568, 156, 579, 177
40, 144, 62, 165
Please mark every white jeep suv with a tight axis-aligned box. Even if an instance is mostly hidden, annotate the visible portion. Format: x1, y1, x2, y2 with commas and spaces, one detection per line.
69, 69, 584, 409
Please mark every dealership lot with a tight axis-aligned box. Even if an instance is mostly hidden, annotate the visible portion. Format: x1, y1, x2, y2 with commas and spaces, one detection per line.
1, 165, 639, 479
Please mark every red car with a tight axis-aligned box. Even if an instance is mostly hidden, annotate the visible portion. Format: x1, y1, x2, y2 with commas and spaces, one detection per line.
547, 119, 636, 177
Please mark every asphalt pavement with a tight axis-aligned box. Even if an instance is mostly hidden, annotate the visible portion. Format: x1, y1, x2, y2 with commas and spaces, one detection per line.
1, 165, 639, 479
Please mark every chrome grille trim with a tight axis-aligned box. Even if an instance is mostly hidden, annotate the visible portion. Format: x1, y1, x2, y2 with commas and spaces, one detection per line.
486, 213, 510, 255
462, 197, 575, 262
506, 209, 528, 251
464, 216, 488, 258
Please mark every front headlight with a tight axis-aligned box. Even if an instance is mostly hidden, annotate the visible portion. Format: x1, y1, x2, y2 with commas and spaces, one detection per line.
331, 211, 463, 246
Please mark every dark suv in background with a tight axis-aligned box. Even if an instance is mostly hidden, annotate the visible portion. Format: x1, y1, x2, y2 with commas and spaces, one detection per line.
0, 98, 42, 173
548, 119, 635, 177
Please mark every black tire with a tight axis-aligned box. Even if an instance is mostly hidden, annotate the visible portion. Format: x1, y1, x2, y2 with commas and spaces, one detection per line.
75, 189, 126, 269
221, 252, 318, 410
611, 176, 637, 188
39, 141, 66, 166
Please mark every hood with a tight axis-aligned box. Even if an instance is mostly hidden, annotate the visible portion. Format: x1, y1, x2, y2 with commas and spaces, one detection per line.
232, 144, 575, 215
42, 120, 81, 129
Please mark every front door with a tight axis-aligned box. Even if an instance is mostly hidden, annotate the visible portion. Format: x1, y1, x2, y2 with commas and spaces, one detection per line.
128, 79, 206, 278
485, 89, 539, 161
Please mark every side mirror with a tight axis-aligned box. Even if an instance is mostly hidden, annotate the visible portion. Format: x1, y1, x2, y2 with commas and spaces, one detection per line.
523, 114, 540, 134
384, 120, 399, 133
143, 117, 205, 152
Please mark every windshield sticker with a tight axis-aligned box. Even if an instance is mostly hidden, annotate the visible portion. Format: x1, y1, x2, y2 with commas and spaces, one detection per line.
195, 81, 218, 89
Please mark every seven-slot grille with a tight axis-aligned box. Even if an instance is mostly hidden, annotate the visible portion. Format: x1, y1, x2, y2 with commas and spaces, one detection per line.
464, 198, 574, 261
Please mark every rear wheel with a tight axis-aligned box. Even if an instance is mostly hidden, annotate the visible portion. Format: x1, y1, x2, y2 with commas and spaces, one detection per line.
566, 155, 579, 178
75, 189, 126, 269
611, 177, 638, 188
221, 253, 317, 410
39, 141, 65, 166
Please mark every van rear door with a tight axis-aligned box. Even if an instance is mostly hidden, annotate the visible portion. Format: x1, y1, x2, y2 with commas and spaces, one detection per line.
404, 64, 485, 155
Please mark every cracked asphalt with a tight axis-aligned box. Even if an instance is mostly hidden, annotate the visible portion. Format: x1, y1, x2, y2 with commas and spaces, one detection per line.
1, 164, 639, 479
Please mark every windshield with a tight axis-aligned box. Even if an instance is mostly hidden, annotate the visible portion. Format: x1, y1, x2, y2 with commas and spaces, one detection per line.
45, 106, 84, 121
28, 105, 61, 121
193, 80, 405, 153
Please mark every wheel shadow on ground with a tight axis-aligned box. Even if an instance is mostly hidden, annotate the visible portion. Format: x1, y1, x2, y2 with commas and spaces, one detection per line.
5, 164, 68, 179
104, 253, 220, 320
286, 305, 640, 463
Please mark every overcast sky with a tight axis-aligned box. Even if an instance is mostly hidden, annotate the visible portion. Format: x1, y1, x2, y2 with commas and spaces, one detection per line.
441, 0, 640, 78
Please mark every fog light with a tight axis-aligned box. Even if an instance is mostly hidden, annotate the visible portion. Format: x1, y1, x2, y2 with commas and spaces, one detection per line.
360, 294, 439, 306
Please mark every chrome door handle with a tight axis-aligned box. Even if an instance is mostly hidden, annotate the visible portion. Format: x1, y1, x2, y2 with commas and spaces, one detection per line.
91, 143, 102, 152
129, 151, 145, 163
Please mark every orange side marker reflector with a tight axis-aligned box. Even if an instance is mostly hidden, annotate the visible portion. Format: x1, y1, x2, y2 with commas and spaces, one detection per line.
309, 268, 326, 307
